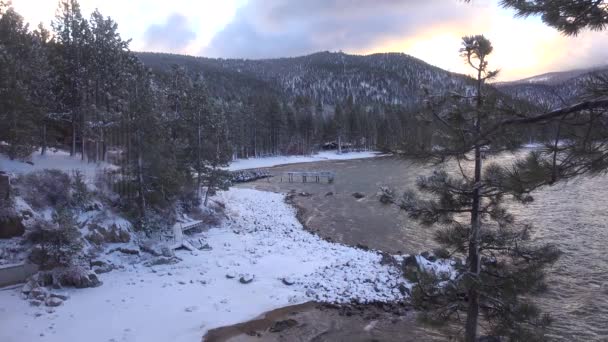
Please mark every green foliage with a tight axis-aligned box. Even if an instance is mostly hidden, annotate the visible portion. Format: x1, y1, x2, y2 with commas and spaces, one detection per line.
27, 208, 84, 269
393, 36, 560, 341
500, 0, 608, 35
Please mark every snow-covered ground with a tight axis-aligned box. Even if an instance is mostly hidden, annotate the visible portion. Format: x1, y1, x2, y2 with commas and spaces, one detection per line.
227, 150, 383, 171
0, 188, 441, 342
0, 149, 115, 179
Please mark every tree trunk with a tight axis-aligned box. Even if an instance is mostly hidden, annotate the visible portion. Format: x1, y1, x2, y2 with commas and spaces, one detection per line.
465, 58, 485, 342
137, 133, 146, 219
71, 115, 77, 157
465, 143, 482, 342
41, 122, 47, 156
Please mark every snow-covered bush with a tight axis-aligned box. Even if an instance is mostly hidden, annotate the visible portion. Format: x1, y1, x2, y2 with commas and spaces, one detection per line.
15, 170, 72, 209
27, 209, 84, 270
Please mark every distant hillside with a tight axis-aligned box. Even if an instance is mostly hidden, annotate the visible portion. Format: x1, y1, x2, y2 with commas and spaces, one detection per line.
496, 66, 608, 109
136, 51, 476, 108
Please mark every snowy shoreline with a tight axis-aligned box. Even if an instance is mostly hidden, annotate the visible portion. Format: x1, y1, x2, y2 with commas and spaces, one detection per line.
227, 150, 385, 171
0, 188, 428, 342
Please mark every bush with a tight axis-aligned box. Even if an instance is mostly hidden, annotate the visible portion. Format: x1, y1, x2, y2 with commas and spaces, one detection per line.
71, 170, 91, 209
27, 209, 84, 270
15, 170, 71, 209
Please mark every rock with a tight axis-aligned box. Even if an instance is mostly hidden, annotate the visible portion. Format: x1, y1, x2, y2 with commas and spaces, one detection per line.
29, 300, 43, 307
21, 281, 36, 295
115, 247, 140, 255
356, 243, 370, 251
398, 283, 411, 296
50, 291, 70, 301
90, 260, 107, 268
29, 287, 49, 301
0, 215, 25, 239
325, 192, 334, 196
420, 251, 436, 262
45, 297, 63, 307
239, 274, 254, 284
299, 192, 311, 197
0, 172, 9, 200
403, 255, 418, 268
269, 319, 298, 333
225, 272, 236, 279
161, 246, 175, 258
402, 255, 419, 283
184, 306, 198, 313
85, 230, 105, 245
352, 192, 365, 199
93, 264, 113, 274
59, 270, 102, 289
281, 277, 295, 286
140, 242, 163, 256
144, 257, 180, 267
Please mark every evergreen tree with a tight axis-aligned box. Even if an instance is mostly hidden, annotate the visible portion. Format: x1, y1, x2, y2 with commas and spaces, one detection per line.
52, 0, 90, 157
0, 6, 54, 159
500, 0, 608, 35
389, 36, 560, 341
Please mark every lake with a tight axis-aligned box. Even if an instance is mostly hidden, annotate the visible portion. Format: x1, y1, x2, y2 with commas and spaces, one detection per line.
240, 152, 608, 341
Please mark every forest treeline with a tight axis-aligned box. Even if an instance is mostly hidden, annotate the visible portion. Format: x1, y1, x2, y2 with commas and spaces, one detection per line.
0, 0, 552, 227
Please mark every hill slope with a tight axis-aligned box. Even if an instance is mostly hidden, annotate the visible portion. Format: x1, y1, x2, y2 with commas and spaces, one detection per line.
136, 51, 475, 108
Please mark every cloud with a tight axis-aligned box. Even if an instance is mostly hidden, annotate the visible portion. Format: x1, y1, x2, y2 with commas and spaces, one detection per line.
143, 13, 196, 53
203, 0, 484, 59
202, 0, 608, 81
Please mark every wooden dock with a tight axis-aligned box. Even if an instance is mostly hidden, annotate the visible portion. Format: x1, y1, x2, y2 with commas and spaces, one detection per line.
282, 171, 335, 183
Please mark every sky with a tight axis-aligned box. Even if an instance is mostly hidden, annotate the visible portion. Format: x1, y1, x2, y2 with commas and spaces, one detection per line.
9, 0, 608, 81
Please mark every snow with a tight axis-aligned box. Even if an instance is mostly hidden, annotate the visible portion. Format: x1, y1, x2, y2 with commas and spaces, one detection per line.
0, 149, 116, 179
0, 187, 439, 342
227, 150, 383, 171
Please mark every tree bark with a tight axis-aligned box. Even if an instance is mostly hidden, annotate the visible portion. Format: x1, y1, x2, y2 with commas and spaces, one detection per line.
465, 56, 484, 342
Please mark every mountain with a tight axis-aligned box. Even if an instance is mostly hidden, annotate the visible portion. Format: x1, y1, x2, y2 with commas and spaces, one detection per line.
496, 66, 608, 110
136, 51, 476, 108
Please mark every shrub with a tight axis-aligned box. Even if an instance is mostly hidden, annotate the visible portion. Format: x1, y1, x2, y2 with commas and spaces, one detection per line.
71, 170, 91, 208
27, 209, 84, 270
15, 170, 71, 209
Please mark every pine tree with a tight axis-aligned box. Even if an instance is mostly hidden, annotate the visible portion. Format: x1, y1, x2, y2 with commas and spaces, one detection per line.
389, 36, 560, 341
52, 0, 90, 158
0, 6, 53, 159
500, 0, 608, 35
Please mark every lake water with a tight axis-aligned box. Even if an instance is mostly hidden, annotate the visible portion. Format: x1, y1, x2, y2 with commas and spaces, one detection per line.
241, 153, 608, 341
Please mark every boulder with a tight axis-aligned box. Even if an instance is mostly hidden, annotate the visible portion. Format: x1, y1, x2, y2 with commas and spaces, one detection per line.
45, 297, 63, 307
0, 215, 25, 239
239, 274, 254, 284
50, 291, 70, 301
352, 192, 365, 199
93, 264, 114, 274
59, 270, 102, 288
144, 257, 180, 267
402, 255, 419, 283
29, 300, 43, 307
420, 251, 437, 262
225, 272, 236, 279
269, 319, 298, 333
281, 277, 295, 286
29, 287, 49, 301
161, 246, 175, 258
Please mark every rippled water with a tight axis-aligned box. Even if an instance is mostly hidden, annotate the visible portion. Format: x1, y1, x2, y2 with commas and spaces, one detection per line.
244, 153, 608, 341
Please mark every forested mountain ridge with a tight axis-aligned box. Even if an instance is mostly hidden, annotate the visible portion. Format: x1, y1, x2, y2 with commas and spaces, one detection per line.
496, 65, 608, 110
137, 51, 474, 108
